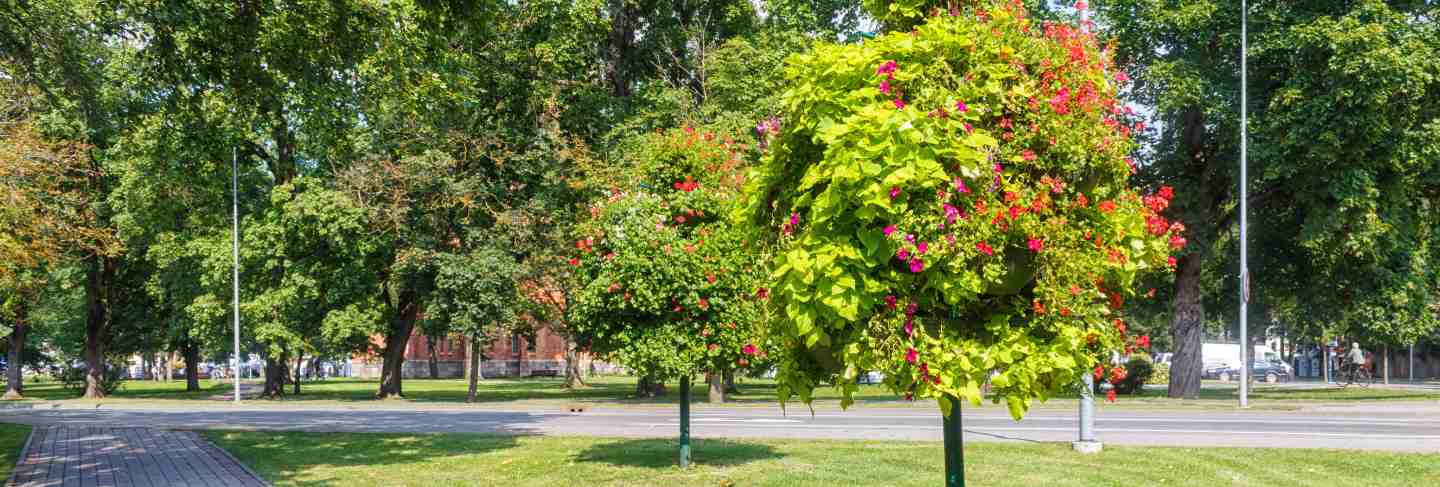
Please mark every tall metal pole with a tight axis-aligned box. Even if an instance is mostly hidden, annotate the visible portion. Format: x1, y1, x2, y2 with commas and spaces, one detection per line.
1074, 374, 1101, 453
943, 394, 965, 487
1238, 0, 1250, 409
232, 147, 242, 404
679, 374, 691, 469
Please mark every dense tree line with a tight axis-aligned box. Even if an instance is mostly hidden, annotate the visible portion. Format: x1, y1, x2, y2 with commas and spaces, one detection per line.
1, 0, 1437, 402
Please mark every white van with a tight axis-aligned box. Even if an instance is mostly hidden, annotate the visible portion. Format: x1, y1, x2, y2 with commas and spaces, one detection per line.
1202, 343, 1282, 370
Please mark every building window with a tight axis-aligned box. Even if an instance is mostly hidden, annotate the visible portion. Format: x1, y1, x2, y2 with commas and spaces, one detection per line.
510, 334, 520, 353
527, 335, 536, 352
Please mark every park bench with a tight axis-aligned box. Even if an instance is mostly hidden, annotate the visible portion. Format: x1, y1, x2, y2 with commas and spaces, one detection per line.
529, 369, 559, 377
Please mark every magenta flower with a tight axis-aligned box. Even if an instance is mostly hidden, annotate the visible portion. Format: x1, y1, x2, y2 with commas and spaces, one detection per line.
1028, 238, 1044, 253
917, 241, 928, 254
905, 233, 915, 243
905, 302, 918, 316
993, 162, 1003, 174
908, 258, 924, 273
944, 204, 960, 225
790, 212, 800, 226
884, 295, 898, 310
954, 177, 970, 194
904, 317, 915, 337
956, 100, 968, 112
963, 122, 974, 133
889, 185, 902, 199
905, 347, 918, 364
877, 60, 898, 76
897, 248, 910, 261
880, 78, 891, 95
883, 225, 897, 237
946, 233, 956, 246
894, 98, 906, 110
742, 343, 758, 355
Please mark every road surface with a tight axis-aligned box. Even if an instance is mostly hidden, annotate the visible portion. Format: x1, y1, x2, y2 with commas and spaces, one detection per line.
5, 404, 1439, 452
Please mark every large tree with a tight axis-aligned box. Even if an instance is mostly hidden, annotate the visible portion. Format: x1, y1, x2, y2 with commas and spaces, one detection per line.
1100, 0, 1440, 397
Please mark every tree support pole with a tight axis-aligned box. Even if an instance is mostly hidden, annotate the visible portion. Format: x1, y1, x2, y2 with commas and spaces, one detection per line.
679, 374, 691, 469
1073, 374, 1102, 453
943, 394, 965, 487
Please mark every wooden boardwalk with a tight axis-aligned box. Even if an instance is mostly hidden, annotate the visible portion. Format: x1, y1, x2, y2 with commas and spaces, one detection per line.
7, 426, 267, 487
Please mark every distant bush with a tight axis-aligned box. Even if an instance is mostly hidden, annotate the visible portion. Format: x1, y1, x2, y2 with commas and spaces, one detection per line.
61, 362, 126, 396
1115, 354, 1155, 395
1148, 362, 1170, 386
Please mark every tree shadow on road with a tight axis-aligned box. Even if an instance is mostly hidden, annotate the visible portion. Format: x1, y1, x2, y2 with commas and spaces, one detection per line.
574, 438, 781, 469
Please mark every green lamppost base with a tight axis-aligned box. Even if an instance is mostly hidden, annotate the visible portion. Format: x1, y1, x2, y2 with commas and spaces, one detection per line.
679, 374, 691, 469
943, 394, 965, 487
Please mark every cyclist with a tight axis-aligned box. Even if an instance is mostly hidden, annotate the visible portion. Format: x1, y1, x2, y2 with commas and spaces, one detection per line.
1344, 342, 1366, 383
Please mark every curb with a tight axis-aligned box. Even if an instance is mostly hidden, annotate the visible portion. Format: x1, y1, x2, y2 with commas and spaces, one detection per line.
5, 424, 38, 487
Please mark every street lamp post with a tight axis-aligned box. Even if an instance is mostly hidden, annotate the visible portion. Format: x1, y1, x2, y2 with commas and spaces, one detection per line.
1238, 0, 1251, 410
232, 147, 242, 404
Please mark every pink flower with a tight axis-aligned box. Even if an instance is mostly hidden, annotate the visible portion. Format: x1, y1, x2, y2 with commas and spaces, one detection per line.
946, 234, 956, 246
963, 122, 973, 133
894, 98, 906, 110
944, 204, 960, 225
880, 78, 891, 95
884, 295, 898, 310
905, 302, 918, 316
1050, 87, 1071, 114
1075, 1, 1088, 11
883, 225, 897, 236
904, 317, 915, 336
1022, 149, 1037, 161
1169, 235, 1188, 249
993, 162, 1003, 174
1028, 238, 1044, 253
1115, 70, 1130, 83
889, 186, 902, 199
877, 60, 898, 76
905, 348, 918, 364
955, 100, 968, 112
908, 258, 924, 273
917, 241, 928, 254
790, 212, 800, 226
976, 242, 995, 256
953, 177, 970, 194
743, 343, 758, 355
897, 249, 910, 261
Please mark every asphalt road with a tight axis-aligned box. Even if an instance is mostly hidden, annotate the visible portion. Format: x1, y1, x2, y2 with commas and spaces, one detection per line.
5, 404, 1439, 452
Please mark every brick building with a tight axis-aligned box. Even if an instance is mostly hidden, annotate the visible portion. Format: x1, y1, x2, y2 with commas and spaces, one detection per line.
349, 324, 617, 378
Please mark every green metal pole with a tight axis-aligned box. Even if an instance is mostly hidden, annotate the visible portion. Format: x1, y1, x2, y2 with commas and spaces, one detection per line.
679, 374, 691, 469
943, 394, 965, 487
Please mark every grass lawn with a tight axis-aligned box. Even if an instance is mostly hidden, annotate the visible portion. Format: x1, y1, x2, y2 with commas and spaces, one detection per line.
207, 430, 1440, 487
9, 375, 1440, 411
0, 423, 32, 481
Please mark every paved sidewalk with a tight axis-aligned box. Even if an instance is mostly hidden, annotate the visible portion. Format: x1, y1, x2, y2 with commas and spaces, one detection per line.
7, 426, 268, 487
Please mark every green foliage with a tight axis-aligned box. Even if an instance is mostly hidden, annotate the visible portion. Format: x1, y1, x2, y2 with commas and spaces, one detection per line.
1148, 362, 1170, 386
743, 2, 1179, 417
569, 127, 768, 381
428, 242, 525, 341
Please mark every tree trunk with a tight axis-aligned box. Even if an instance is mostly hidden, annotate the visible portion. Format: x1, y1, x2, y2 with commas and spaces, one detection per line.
563, 339, 587, 389
707, 372, 725, 403
604, 0, 638, 97
293, 354, 303, 395
262, 353, 287, 398
377, 293, 420, 399
427, 337, 440, 379
4, 322, 27, 400
82, 257, 111, 399
1383, 345, 1390, 385
723, 369, 738, 394
467, 338, 481, 403
1168, 253, 1204, 399
182, 342, 201, 392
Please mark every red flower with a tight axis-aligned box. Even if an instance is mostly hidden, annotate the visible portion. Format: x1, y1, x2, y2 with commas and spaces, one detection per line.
755, 287, 770, 300
1167, 256, 1178, 269
742, 343, 758, 356
1137, 335, 1151, 350
737, 358, 749, 367
1110, 366, 1128, 382
1106, 389, 1117, 403
905, 348, 918, 364
568, 258, 581, 266
1146, 215, 1169, 236
1032, 300, 1046, 314
1113, 318, 1126, 334
1169, 235, 1187, 249
976, 242, 995, 256
698, 298, 710, 310
706, 273, 717, 284
1158, 185, 1175, 201
884, 295, 898, 310
1093, 365, 1104, 380
1027, 238, 1044, 253
1098, 200, 1117, 213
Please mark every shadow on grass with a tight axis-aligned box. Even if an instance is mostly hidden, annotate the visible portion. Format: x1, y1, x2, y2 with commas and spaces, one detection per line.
206, 431, 526, 484
574, 438, 781, 469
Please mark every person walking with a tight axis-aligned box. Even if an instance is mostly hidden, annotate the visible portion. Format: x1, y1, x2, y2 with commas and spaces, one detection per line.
1344, 342, 1366, 383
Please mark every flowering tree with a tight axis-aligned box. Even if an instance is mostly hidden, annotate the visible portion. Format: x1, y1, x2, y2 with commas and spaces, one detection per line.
742, 1, 1181, 424
569, 126, 767, 466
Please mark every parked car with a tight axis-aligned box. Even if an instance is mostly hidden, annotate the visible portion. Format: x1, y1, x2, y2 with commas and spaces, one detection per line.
1214, 360, 1292, 383
1202, 361, 1230, 380
858, 371, 885, 385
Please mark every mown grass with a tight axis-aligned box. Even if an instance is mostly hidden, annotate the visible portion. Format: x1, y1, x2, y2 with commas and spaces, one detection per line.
207, 430, 1440, 487
0, 423, 32, 481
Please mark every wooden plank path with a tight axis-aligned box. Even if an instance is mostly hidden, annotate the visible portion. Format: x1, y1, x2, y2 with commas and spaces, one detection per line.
7, 426, 268, 487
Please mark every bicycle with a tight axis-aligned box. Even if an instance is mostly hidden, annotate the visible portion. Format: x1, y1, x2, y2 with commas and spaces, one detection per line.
1339, 362, 1373, 389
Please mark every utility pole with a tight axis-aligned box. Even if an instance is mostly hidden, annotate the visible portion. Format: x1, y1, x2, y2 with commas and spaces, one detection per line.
232, 146, 242, 404
1237, 0, 1251, 409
